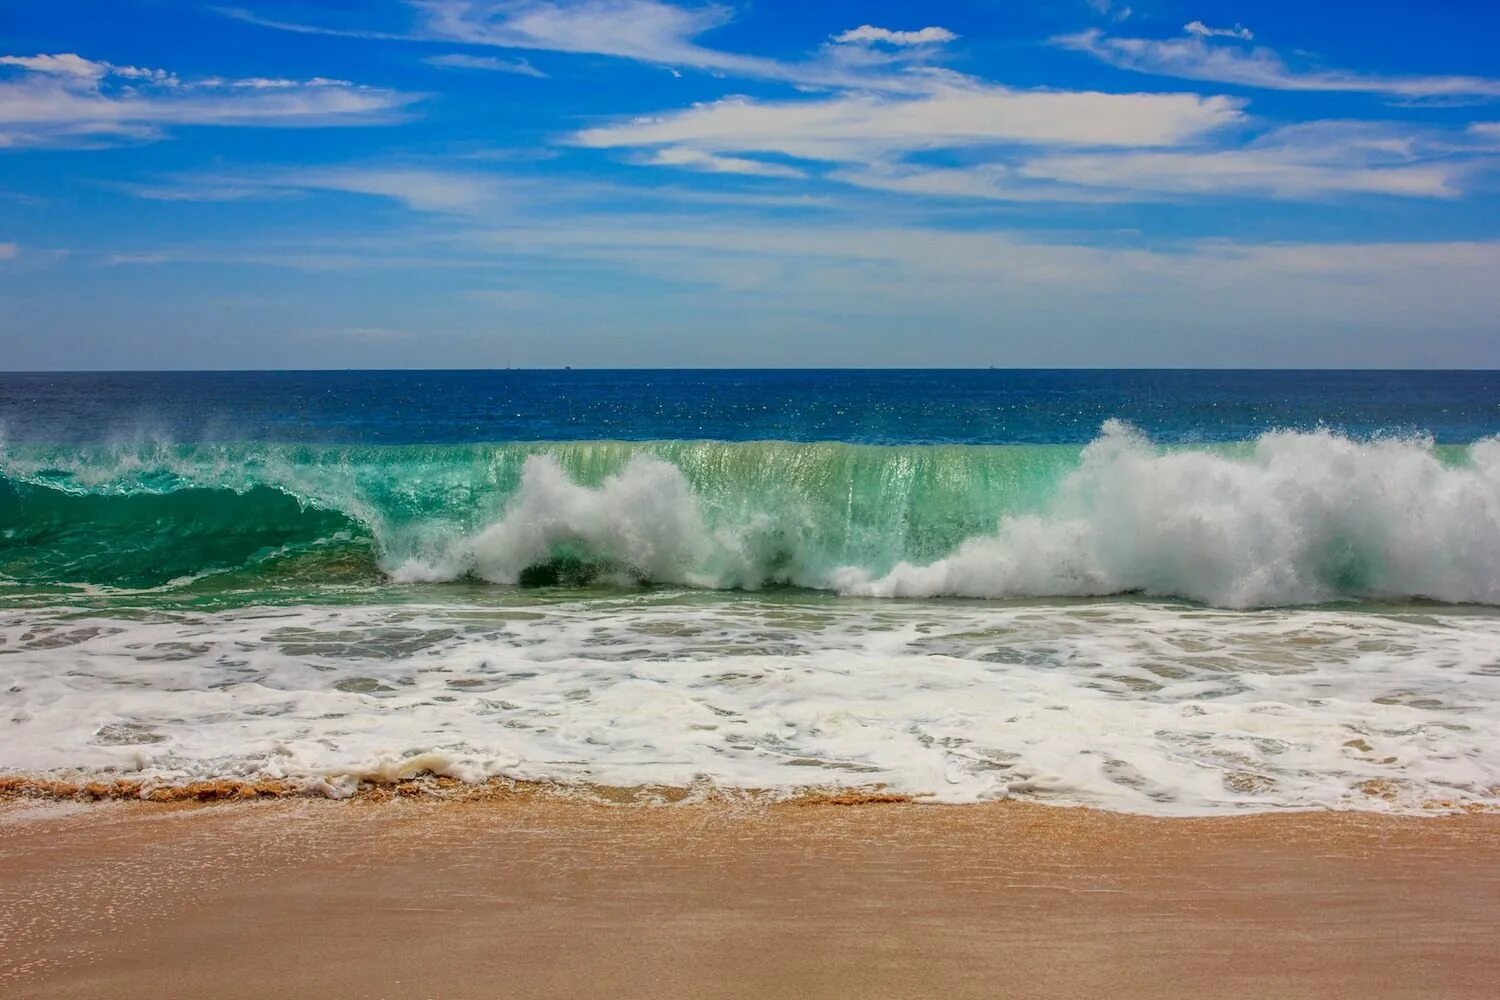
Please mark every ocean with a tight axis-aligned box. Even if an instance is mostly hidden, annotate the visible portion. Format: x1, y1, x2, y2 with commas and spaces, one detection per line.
3, 369, 1499, 814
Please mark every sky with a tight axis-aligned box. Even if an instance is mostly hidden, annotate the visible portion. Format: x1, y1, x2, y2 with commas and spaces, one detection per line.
1, 0, 1498, 369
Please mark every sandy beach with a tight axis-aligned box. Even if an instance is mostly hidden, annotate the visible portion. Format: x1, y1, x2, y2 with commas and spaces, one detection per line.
2, 793, 1496, 1000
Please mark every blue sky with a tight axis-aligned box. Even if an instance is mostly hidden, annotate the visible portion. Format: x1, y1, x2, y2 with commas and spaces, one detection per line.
1, 0, 1497, 368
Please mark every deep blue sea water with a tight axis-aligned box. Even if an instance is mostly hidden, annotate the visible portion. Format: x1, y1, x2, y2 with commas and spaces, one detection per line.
3, 369, 1498, 444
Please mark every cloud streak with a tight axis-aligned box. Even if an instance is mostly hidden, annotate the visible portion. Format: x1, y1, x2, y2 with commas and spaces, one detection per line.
831, 26, 957, 47
230, 1, 962, 93
1015, 121, 1473, 200
411, 0, 777, 75
424, 53, 548, 76
0, 52, 416, 148
123, 166, 507, 214
575, 83, 1242, 162
639, 146, 806, 178
1183, 22, 1253, 41
1058, 29, 1500, 99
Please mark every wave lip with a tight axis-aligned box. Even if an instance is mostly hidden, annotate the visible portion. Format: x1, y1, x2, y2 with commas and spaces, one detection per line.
3, 423, 1500, 608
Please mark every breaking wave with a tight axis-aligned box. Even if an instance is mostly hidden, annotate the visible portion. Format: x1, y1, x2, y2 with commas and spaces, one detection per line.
3, 421, 1499, 608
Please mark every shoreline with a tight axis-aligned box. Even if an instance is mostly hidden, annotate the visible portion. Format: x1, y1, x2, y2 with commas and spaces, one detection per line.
4, 795, 1497, 999
3, 771, 1494, 814
0, 773, 917, 806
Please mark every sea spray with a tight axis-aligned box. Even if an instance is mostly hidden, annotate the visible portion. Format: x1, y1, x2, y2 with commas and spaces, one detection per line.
836, 422, 1500, 606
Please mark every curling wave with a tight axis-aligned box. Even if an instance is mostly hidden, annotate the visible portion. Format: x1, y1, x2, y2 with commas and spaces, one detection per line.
3, 421, 1498, 607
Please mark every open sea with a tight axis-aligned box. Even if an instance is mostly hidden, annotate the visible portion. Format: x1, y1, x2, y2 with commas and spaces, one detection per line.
3, 369, 1499, 814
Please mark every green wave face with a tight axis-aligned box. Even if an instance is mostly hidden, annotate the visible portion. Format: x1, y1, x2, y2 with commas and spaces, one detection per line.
0, 440, 1080, 591
0, 479, 373, 589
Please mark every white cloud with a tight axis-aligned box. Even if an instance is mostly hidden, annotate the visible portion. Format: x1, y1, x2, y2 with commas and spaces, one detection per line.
217, 8, 412, 41
0, 241, 17, 260
103, 252, 171, 266
124, 167, 506, 214
829, 163, 1125, 203
0, 53, 112, 80
639, 146, 806, 178
831, 26, 957, 47
294, 168, 504, 211
113, 181, 289, 203
1019, 129, 1467, 200
574, 83, 1242, 162
424, 53, 548, 77
412, 0, 763, 71
1184, 21, 1253, 41
218, 76, 354, 89
835, 121, 1483, 203
1058, 30, 1500, 98
0, 53, 415, 148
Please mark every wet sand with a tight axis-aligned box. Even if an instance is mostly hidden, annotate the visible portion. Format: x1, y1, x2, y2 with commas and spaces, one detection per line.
1, 796, 1497, 1000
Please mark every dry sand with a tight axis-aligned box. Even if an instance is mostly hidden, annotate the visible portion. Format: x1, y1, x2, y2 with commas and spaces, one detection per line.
1, 794, 1497, 999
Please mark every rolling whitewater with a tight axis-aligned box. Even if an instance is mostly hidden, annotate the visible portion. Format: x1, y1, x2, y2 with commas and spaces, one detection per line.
3, 370, 1499, 813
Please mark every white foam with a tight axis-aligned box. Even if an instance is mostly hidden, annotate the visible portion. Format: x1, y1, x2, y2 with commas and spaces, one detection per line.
836, 423, 1500, 607
4, 594, 1498, 814
390, 454, 725, 587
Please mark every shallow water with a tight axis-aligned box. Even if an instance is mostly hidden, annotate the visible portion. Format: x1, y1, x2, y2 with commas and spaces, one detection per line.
6, 587, 1498, 814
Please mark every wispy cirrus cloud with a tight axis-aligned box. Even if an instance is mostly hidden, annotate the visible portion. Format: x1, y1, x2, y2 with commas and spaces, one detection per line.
830, 26, 957, 47
1013, 121, 1476, 200
215, 7, 413, 42
289, 167, 505, 211
0, 52, 416, 149
831, 121, 1481, 203
638, 146, 806, 179
1084, 0, 1133, 23
411, 0, 752, 68
424, 53, 548, 77
230, 1, 959, 93
1057, 27, 1500, 99
1183, 22, 1253, 41
122, 166, 506, 214
826, 163, 1128, 204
